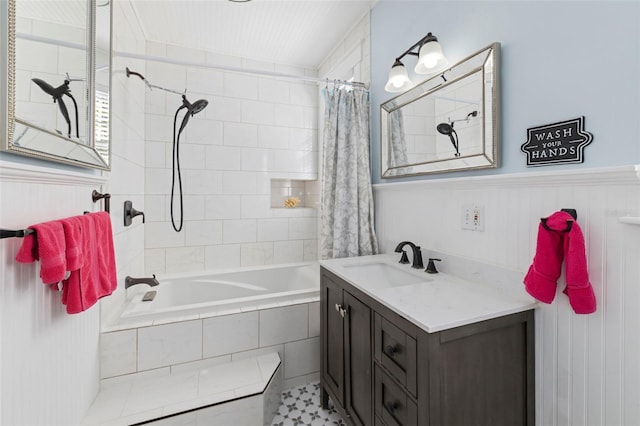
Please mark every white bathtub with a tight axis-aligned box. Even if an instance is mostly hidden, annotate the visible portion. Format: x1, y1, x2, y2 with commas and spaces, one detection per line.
119, 262, 320, 325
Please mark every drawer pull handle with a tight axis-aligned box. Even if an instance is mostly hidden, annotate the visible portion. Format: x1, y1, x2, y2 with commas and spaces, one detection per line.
385, 401, 400, 414
384, 344, 400, 357
335, 304, 347, 318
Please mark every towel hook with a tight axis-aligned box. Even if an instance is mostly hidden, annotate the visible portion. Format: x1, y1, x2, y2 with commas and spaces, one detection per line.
540, 208, 577, 232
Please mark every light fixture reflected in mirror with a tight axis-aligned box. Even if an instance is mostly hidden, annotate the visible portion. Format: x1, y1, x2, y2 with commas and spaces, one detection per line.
385, 32, 448, 93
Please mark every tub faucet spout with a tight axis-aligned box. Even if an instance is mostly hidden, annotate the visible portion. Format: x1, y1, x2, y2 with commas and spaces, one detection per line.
125, 274, 160, 289
394, 241, 424, 269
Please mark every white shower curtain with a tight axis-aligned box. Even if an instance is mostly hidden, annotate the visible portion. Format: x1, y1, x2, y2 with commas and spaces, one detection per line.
321, 85, 378, 259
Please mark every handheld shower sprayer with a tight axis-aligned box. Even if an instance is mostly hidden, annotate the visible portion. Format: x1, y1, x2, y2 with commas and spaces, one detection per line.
125, 66, 210, 233
32, 75, 79, 138
437, 122, 460, 157
436, 110, 479, 157
171, 95, 208, 232
178, 95, 209, 134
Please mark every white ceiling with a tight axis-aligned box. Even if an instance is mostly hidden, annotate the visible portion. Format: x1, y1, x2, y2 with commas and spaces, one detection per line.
128, 0, 375, 69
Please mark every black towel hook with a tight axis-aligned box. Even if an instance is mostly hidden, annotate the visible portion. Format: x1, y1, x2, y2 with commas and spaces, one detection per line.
540, 208, 577, 232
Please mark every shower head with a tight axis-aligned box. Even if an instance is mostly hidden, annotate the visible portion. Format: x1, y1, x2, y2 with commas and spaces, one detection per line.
187, 98, 208, 115
436, 122, 454, 136
32, 78, 71, 99
436, 122, 460, 157
32, 78, 78, 137
177, 96, 208, 134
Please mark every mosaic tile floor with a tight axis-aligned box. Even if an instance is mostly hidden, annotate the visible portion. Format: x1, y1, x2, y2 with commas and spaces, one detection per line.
271, 381, 347, 426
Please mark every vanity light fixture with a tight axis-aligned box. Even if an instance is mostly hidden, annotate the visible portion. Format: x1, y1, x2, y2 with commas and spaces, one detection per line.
384, 32, 448, 93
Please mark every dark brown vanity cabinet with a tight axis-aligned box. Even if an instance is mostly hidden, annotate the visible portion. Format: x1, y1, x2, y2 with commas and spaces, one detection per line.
321, 268, 373, 426
320, 266, 535, 426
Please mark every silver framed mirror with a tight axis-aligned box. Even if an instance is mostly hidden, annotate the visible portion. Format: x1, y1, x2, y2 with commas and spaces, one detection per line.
1, 0, 111, 170
381, 43, 500, 178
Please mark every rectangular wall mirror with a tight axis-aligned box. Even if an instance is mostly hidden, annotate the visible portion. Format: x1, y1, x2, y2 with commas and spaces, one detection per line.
381, 43, 500, 178
1, 0, 111, 170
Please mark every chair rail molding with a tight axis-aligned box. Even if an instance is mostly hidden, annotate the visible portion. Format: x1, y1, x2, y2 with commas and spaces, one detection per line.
0, 160, 108, 186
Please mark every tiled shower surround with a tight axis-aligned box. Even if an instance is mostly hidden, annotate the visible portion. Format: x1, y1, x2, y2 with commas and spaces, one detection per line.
100, 301, 320, 390
141, 41, 321, 276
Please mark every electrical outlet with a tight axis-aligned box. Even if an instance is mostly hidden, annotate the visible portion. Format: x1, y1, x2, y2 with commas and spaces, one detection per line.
462, 204, 484, 231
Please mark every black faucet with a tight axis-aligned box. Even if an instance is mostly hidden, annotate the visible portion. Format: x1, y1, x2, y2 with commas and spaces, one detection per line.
394, 241, 424, 269
125, 275, 160, 289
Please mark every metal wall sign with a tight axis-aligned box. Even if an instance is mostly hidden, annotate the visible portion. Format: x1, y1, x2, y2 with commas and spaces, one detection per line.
521, 117, 593, 167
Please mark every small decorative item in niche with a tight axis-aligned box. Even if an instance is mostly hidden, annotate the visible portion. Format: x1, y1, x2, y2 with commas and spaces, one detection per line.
521, 117, 593, 167
284, 197, 301, 208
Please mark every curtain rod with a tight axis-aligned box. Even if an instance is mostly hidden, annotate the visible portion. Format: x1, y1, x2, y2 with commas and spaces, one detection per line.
114, 50, 367, 88
17, 32, 85, 51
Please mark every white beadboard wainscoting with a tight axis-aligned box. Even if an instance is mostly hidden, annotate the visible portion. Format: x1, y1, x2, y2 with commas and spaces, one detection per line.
0, 161, 108, 425
373, 165, 640, 426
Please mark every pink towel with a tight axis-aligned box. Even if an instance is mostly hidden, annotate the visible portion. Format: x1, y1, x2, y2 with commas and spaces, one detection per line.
60, 215, 84, 271
15, 221, 67, 285
524, 211, 597, 314
561, 217, 597, 314
62, 212, 117, 314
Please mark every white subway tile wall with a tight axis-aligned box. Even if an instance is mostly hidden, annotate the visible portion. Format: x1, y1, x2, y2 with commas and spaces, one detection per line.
100, 302, 320, 388
137, 320, 203, 371
101, 0, 149, 338
144, 45, 320, 274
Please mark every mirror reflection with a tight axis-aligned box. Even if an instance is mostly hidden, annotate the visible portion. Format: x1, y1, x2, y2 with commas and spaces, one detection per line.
381, 43, 500, 178
2, 0, 111, 170
14, 0, 89, 142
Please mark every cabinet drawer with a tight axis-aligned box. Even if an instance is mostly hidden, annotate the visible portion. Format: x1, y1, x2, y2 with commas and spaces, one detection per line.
374, 364, 418, 426
374, 314, 417, 396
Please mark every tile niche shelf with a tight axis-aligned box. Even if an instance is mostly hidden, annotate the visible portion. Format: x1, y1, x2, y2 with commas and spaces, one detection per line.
270, 178, 319, 210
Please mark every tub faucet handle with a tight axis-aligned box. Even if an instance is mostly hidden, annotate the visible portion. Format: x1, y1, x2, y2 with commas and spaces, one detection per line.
124, 200, 145, 226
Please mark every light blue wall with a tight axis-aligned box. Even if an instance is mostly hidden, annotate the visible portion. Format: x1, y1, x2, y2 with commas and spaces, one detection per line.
371, 1, 640, 183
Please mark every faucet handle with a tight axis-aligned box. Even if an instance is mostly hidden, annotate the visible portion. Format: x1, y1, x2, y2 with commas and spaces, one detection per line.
398, 250, 410, 264
124, 200, 145, 226
425, 258, 442, 274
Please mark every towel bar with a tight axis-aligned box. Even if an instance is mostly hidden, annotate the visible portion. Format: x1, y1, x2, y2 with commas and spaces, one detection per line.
92, 190, 111, 213
0, 228, 35, 239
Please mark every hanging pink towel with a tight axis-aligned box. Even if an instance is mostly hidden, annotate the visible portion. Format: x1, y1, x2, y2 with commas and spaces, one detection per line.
62, 212, 117, 314
15, 221, 67, 285
524, 211, 597, 314
60, 215, 84, 271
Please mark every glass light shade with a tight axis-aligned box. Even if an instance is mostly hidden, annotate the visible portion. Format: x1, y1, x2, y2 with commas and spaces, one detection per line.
385, 63, 412, 93
414, 41, 448, 74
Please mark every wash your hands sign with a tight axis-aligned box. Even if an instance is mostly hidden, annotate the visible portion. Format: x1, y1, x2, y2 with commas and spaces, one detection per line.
521, 116, 593, 166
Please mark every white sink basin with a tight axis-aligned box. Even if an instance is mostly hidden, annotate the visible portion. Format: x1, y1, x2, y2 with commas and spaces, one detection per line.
341, 262, 432, 288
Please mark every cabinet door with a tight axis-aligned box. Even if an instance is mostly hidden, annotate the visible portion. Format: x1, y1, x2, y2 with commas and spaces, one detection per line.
434, 314, 533, 426
344, 291, 373, 426
321, 274, 345, 406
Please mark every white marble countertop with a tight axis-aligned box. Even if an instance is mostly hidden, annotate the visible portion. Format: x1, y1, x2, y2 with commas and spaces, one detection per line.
320, 254, 537, 333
